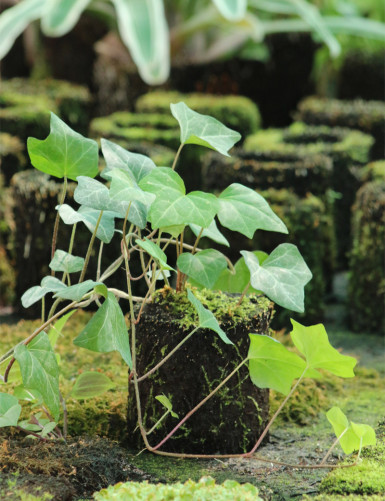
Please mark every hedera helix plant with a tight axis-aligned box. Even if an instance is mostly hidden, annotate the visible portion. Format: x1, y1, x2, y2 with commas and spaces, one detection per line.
0, 104, 376, 466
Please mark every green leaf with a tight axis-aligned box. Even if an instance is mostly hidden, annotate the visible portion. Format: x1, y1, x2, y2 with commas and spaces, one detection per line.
212, 0, 247, 20
0, 393, 22, 428
101, 139, 156, 183
187, 289, 233, 345
71, 371, 116, 399
53, 280, 100, 301
178, 250, 227, 289
218, 184, 288, 238
47, 310, 76, 348
21, 276, 67, 308
73, 292, 132, 368
13, 386, 43, 404
74, 176, 111, 211
42, 0, 91, 37
135, 239, 174, 271
27, 112, 99, 181
241, 244, 312, 312
14, 332, 60, 420
111, 0, 170, 84
247, 334, 312, 395
171, 102, 241, 156
49, 250, 84, 274
0, 0, 44, 59
213, 251, 268, 293
290, 320, 357, 377
155, 394, 178, 418
190, 220, 230, 247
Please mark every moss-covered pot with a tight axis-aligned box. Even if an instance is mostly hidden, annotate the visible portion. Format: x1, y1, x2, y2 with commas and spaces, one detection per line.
128, 288, 273, 454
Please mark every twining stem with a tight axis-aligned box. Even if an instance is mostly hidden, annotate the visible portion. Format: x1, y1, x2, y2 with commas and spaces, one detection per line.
51, 176, 68, 274
97, 241, 104, 281
171, 143, 184, 171
136, 327, 199, 383
191, 227, 203, 255
79, 210, 104, 283
321, 428, 348, 465
236, 282, 251, 308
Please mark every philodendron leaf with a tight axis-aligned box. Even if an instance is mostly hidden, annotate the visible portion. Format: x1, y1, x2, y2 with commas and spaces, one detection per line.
71, 371, 116, 399
135, 239, 174, 271
212, 0, 247, 20
28, 113, 99, 181
74, 176, 111, 211
53, 280, 100, 301
326, 407, 376, 454
42, 0, 91, 37
171, 102, 241, 156
247, 334, 316, 395
101, 139, 156, 183
190, 220, 230, 247
155, 394, 179, 418
47, 310, 76, 348
187, 289, 233, 345
73, 292, 132, 368
178, 250, 227, 289
21, 276, 67, 308
241, 244, 312, 312
290, 320, 357, 377
213, 251, 268, 293
0, 393, 22, 428
14, 332, 60, 420
49, 250, 84, 274
218, 184, 288, 238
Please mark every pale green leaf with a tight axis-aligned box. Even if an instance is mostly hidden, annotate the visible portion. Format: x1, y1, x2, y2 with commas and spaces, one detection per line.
49, 250, 84, 274
74, 176, 111, 211
0, 393, 21, 428
14, 332, 60, 420
13, 385, 43, 404
190, 220, 229, 247
71, 371, 116, 399
135, 239, 174, 271
218, 184, 288, 238
241, 244, 312, 312
212, 0, 247, 20
42, 0, 91, 36
290, 320, 357, 377
109, 169, 155, 206
53, 280, 100, 301
171, 102, 241, 156
73, 292, 132, 368
178, 250, 227, 289
21, 276, 67, 308
28, 113, 99, 181
47, 310, 76, 348
155, 394, 179, 418
213, 251, 268, 293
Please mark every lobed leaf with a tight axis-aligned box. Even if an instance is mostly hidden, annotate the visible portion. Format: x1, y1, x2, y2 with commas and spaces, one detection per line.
21, 276, 67, 308
178, 250, 227, 289
74, 176, 111, 211
213, 251, 268, 293
53, 280, 100, 301
190, 220, 230, 247
49, 250, 84, 274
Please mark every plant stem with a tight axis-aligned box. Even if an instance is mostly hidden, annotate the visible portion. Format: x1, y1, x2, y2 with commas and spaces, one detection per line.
79, 210, 103, 283
96, 241, 104, 281
171, 143, 184, 171
146, 410, 170, 436
191, 228, 203, 255
15, 426, 49, 442
60, 391, 68, 440
321, 428, 348, 465
41, 296, 45, 323
236, 282, 251, 308
51, 176, 67, 274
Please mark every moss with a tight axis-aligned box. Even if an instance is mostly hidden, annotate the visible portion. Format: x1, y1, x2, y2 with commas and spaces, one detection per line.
359, 160, 385, 183
320, 460, 385, 495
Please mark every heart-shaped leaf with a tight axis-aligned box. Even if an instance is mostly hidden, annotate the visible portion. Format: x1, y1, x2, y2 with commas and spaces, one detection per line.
53, 280, 100, 301
14, 332, 60, 420
290, 320, 357, 377
190, 220, 229, 247
241, 244, 312, 312
135, 239, 174, 271
49, 250, 84, 274
247, 334, 315, 395
71, 371, 116, 399
178, 250, 227, 289
213, 251, 268, 293
187, 289, 233, 345
171, 102, 241, 156
27, 112, 98, 181
0, 393, 22, 428
73, 292, 132, 368
74, 176, 111, 211
101, 139, 156, 183
21, 276, 68, 308
218, 184, 288, 238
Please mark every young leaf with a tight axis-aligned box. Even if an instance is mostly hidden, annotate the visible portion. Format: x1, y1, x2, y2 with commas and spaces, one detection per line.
73, 292, 132, 368
27, 113, 98, 181
0, 393, 22, 428
14, 332, 60, 420
247, 334, 314, 395
170, 102, 241, 156
21, 276, 67, 308
241, 244, 312, 313
218, 184, 288, 238
53, 280, 100, 301
47, 310, 76, 348
290, 320, 357, 377
190, 220, 230, 247
41, 0, 91, 37
187, 289, 233, 345
101, 139, 156, 183
155, 394, 179, 418
71, 371, 116, 399
213, 251, 268, 293
135, 239, 174, 271
178, 250, 227, 289
49, 250, 84, 274
74, 176, 111, 211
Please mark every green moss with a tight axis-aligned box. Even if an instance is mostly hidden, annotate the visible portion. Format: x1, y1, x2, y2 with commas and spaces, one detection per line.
320, 460, 385, 495
360, 161, 385, 183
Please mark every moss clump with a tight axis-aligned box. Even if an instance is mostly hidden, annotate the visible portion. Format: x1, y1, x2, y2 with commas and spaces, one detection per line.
0, 133, 26, 184
359, 160, 385, 184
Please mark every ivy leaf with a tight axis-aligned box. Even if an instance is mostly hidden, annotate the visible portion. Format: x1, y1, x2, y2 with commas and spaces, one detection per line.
0, 393, 22, 428
27, 112, 98, 181
247, 334, 315, 395
190, 220, 229, 247
101, 138, 156, 183
178, 250, 227, 289
171, 102, 241, 156
155, 394, 179, 418
49, 250, 84, 274
135, 239, 174, 271
290, 320, 357, 377
71, 371, 116, 399
218, 184, 288, 238
73, 292, 132, 368
53, 280, 100, 301
74, 176, 111, 211
213, 251, 268, 293
241, 244, 312, 313
21, 276, 67, 308
187, 289, 233, 345
14, 332, 60, 420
